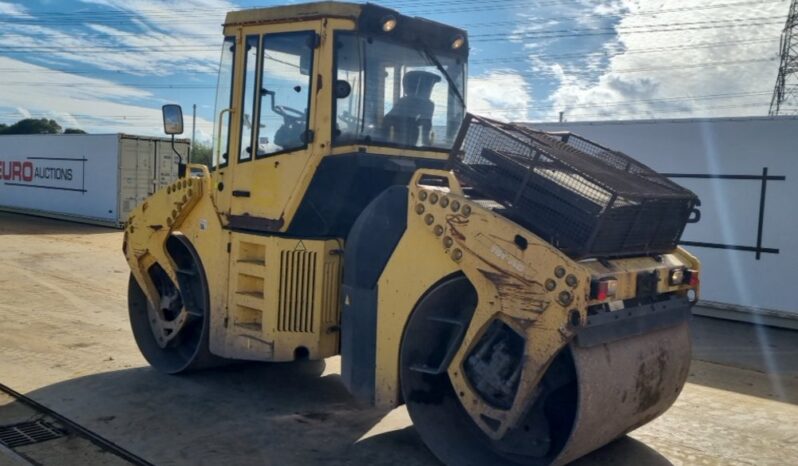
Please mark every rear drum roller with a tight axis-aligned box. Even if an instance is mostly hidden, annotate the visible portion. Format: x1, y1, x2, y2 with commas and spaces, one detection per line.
400, 276, 692, 465
128, 236, 220, 374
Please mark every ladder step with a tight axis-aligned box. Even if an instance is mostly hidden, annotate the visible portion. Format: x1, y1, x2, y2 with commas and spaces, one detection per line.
237, 259, 266, 266
235, 322, 262, 332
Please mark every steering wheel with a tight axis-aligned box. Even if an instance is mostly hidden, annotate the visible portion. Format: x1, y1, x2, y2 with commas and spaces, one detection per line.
274, 104, 305, 120
337, 111, 360, 132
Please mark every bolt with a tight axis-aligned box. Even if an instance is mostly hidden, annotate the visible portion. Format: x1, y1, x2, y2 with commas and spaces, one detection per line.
452, 248, 463, 261
433, 225, 444, 236
566, 274, 578, 287
425, 214, 435, 225
443, 236, 453, 248
451, 200, 461, 212
554, 266, 566, 278
440, 197, 450, 208
558, 290, 573, 305
545, 279, 556, 291
429, 192, 439, 204
415, 203, 425, 214
462, 204, 471, 216
419, 190, 428, 201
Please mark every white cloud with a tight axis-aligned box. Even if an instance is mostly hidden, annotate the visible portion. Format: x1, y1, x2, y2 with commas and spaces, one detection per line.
0, 56, 214, 138
0, 1, 29, 17
468, 70, 532, 121
0, 0, 228, 139
0, 0, 233, 76
14, 107, 31, 119
536, 0, 788, 121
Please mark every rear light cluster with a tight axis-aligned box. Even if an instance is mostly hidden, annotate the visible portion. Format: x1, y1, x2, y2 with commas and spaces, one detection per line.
590, 278, 618, 301
590, 268, 698, 302
669, 267, 699, 287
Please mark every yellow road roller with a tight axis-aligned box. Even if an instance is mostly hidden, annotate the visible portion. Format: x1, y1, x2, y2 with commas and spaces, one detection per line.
123, 3, 701, 464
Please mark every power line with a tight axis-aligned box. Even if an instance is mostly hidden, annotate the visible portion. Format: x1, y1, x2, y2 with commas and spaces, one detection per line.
472, 17, 786, 41
474, 101, 772, 118
0, 16, 783, 56
459, 0, 786, 29
472, 37, 777, 64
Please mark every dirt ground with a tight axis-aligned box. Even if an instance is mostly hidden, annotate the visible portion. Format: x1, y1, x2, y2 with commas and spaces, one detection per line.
1, 211, 797, 465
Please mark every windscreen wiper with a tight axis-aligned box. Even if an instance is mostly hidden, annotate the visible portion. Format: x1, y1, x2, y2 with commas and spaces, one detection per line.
422, 47, 466, 108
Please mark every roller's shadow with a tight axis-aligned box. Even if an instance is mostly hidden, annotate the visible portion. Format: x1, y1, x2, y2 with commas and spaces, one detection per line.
1, 359, 674, 466
355, 426, 672, 466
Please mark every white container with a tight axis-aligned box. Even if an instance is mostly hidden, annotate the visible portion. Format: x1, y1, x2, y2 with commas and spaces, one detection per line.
0, 133, 189, 227
529, 116, 798, 326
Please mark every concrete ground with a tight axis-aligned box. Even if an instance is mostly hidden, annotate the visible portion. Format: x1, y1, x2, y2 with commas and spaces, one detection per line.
0, 211, 797, 465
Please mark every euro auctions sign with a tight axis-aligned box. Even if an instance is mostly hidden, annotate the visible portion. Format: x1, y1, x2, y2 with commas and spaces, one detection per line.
0, 157, 85, 192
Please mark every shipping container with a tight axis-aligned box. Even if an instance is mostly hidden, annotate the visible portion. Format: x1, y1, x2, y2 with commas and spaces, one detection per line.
0, 133, 189, 227
528, 116, 798, 327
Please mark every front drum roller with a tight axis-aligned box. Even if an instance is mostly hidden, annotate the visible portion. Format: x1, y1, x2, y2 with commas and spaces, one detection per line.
128, 236, 220, 374
400, 277, 692, 465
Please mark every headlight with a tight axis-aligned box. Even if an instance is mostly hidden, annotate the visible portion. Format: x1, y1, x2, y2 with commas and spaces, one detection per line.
381, 15, 397, 32
668, 267, 685, 286
451, 34, 465, 50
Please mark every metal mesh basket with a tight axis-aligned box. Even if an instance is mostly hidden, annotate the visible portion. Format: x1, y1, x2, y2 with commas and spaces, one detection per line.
449, 114, 698, 259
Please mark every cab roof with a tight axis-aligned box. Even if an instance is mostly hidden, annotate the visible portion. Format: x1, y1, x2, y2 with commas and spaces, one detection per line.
224, 1, 362, 26
223, 2, 468, 57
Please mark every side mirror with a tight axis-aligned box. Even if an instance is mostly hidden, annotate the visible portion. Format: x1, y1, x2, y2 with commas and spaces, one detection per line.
162, 104, 184, 135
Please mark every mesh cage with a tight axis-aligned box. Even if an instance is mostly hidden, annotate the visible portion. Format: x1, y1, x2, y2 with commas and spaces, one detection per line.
449, 114, 698, 259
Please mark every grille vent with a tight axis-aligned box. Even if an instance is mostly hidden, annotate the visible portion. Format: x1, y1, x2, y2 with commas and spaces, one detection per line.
0, 420, 65, 448
278, 250, 317, 332
321, 261, 341, 325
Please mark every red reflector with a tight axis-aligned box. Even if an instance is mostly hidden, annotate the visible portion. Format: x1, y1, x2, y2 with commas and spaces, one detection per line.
591, 278, 617, 301
687, 269, 699, 287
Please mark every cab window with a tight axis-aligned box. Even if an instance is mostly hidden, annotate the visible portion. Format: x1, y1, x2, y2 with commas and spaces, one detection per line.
333, 32, 465, 150
256, 31, 315, 157
239, 35, 259, 162
213, 36, 235, 167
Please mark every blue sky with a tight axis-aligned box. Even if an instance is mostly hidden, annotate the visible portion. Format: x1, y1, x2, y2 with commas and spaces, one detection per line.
0, 0, 790, 141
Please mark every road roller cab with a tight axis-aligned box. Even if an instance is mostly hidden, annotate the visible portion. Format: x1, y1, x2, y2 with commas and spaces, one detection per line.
122, 2, 701, 465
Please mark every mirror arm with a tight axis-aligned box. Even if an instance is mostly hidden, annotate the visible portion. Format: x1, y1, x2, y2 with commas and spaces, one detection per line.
171, 135, 186, 178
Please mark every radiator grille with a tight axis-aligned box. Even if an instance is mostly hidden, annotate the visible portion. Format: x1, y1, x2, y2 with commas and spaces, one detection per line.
321, 261, 341, 325
278, 250, 317, 332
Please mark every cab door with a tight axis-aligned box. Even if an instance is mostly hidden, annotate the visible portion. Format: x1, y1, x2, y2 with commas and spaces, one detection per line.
227, 22, 323, 231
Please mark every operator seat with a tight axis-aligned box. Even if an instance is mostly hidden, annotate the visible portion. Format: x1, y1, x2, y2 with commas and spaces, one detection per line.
382, 71, 442, 147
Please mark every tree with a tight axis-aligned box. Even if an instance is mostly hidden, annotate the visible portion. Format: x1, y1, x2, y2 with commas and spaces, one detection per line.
0, 118, 89, 135
191, 142, 213, 166
0, 118, 62, 135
